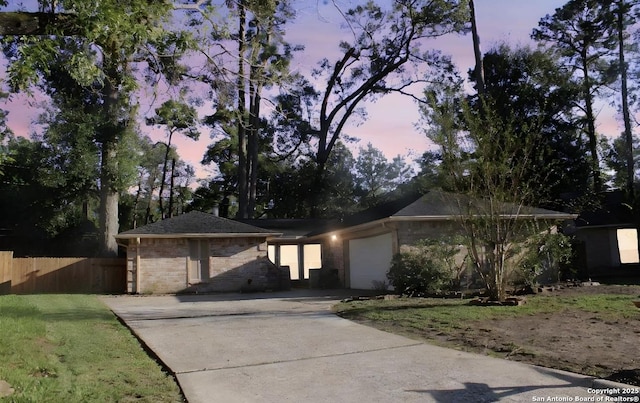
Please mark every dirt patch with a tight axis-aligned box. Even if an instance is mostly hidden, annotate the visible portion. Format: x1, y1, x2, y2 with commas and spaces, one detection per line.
351, 285, 640, 386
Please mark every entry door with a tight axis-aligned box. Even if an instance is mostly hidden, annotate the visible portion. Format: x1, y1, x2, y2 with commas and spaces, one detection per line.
189, 240, 210, 283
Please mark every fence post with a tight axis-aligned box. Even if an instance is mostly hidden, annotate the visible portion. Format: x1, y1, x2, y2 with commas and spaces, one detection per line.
0, 251, 12, 294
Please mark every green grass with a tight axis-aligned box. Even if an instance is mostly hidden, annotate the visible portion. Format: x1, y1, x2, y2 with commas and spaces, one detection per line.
0, 295, 183, 402
335, 293, 639, 334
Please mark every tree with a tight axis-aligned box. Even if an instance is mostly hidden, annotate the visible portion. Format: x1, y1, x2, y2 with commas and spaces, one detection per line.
297, 0, 467, 215
470, 45, 592, 209
468, 0, 485, 95
604, 133, 640, 189
614, 0, 638, 201
1, 0, 180, 255
146, 100, 200, 219
184, 0, 298, 219
354, 143, 414, 208
0, 89, 13, 177
421, 77, 561, 301
532, 0, 618, 194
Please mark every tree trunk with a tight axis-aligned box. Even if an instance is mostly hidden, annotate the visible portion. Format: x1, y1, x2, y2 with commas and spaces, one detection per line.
98, 61, 122, 257
582, 54, 602, 194
158, 131, 174, 219
236, 0, 248, 219
469, 0, 485, 96
618, 0, 634, 201
168, 158, 176, 218
98, 134, 119, 256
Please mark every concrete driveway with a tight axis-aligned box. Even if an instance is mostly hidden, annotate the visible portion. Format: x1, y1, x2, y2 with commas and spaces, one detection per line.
101, 290, 616, 403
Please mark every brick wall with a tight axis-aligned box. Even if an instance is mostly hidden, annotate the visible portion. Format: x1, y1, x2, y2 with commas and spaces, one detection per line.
395, 220, 461, 246
205, 238, 282, 292
129, 237, 289, 294
138, 238, 189, 294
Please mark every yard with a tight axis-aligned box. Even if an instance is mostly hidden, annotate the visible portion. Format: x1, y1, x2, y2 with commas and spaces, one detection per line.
0, 294, 183, 402
335, 284, 640, 386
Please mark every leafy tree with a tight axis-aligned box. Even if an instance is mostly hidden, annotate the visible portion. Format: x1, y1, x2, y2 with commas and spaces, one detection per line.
184, 0, 298, 219
354, 143, 414, 208
421, 80, 563, 301
146, 99, 200, 219
613, 0, 639, 201
469, 44, 592, 209
295, 0, 467, 216
0, 89, 13, 177
1, 0, 180, 255
604, 133, 640, 190
532, 0, 619, 194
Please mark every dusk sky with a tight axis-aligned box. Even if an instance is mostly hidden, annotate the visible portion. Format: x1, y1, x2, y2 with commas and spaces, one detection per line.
1, 0, 625, 183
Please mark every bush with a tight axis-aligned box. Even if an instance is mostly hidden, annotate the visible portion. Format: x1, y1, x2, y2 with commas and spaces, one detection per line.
387, 240, 460, 296
518, 231, 573, 288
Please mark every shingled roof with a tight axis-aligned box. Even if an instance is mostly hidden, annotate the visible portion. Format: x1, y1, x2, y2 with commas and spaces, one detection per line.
116, 211, 281, 239
306, 190, 576, 237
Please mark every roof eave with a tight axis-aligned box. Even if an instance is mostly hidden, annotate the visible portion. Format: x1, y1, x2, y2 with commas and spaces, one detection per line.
115, 232, 282, 240
304, 213, 577, 240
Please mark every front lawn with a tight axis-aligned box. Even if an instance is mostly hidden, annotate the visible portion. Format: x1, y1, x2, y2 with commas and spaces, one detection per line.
0, 294, 183, 402
335, 285, 640, 385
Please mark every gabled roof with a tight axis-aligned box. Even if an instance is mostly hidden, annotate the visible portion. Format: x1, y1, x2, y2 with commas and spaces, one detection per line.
115, 211, 281, 239
306, 190, 577, 238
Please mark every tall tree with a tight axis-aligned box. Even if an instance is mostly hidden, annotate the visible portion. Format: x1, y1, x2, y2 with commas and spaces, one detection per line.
295, 0, 467, 215
468, 0, 484, 95
0, 89, 13, 177
532, 0, 618, 194
354, 143, 414, 208
146, 99, 200, 219
614, 0, 638, 201
422, 87, 559, 301
1, 0, 180, 255
469, 45, 591, 209
185, 0, 297, 219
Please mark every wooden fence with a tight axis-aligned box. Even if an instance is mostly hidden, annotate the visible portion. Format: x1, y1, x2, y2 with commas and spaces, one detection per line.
0, 253, 126, 294
0, 251, 11, 294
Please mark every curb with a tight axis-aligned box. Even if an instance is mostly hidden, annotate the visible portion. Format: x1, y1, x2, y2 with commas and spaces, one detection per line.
591, 378, 638, 397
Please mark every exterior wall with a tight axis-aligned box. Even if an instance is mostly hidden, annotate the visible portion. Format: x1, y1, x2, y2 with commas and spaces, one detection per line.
204, 237, 280, 292
395, 220, 460, 246
574, 228, 620, 275
126, 236, 288, 294
138, 238, 190, 294
320, 236, 345, 285
319, 221, 460, 289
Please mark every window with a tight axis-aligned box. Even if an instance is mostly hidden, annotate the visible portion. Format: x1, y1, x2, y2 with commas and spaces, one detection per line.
616, 229, 639, 264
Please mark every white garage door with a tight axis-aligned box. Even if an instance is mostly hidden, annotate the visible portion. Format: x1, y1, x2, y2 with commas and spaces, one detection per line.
349, 233, 393, 290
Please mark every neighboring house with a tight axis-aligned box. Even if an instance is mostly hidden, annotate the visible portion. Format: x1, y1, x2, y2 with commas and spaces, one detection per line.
569, 192, 640, 278
115, 211, 285, 294
303, 191, 577, 290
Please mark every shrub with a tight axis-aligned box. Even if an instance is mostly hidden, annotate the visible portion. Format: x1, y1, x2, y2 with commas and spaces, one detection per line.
387, 239, 461, 296
518, 231, 573, 288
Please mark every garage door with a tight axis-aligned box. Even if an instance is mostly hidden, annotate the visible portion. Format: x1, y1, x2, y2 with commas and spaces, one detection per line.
348, 233, 393, 290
